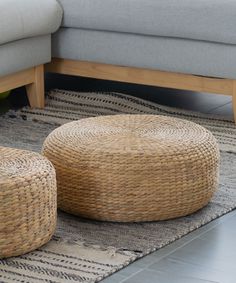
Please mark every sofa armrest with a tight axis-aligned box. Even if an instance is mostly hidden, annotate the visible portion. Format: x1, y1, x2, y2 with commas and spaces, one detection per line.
0, 0, 63, 45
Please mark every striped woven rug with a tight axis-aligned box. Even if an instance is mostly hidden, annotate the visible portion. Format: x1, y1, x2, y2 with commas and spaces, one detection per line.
18, 89, 236, 153
0, 89, 236, 283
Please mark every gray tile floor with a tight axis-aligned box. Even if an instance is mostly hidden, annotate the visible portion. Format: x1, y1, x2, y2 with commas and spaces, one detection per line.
103, 211, 236, 283
1, 74, 235, 283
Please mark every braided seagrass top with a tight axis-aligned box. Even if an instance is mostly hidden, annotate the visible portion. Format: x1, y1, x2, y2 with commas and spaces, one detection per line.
0, 147, 54, 184
44, 114, 218, 157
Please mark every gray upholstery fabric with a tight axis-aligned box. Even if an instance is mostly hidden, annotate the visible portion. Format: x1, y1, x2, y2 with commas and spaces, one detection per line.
57, 0, 236, 45
0, 0, 62, 45
0, 36, 51, 77
52, 28, 236, 79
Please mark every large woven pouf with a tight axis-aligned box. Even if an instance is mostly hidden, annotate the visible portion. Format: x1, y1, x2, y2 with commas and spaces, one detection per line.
0, 147, 57, 258
42, 115, 219, 222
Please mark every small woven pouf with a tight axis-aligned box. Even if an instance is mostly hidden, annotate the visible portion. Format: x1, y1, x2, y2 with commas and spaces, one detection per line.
42, 115, 219, 222
0, 147, 57, 258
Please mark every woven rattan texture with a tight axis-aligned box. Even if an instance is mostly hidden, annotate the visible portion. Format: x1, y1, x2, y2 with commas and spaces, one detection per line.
0, 147, 57, 258
43, 114, 220, 222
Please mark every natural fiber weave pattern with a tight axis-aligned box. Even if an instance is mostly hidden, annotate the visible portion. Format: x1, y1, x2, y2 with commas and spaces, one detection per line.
0, 91, 236, 283
0, 147, 57, 258
43, 114, 220, 222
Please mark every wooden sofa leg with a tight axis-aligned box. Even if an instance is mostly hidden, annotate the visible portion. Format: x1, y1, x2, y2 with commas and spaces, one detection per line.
26, 65, 45, 108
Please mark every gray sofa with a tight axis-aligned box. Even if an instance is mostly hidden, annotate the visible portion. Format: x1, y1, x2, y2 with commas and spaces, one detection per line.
0, 0, 62, 107
53, 0, 236, 79
49, 0, 236, 122
2, 0, 236, 121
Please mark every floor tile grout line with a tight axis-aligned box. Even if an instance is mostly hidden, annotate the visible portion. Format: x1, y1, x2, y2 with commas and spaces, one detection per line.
109, 210, 236, 282
147, 215, 234, 258
111, 221, 221, 282
119, 269, 144, 283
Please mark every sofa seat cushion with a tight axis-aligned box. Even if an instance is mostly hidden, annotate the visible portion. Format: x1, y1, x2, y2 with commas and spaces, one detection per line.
52, 28, 236, 79
57, 0, 236, 45
0, 0, 63, 45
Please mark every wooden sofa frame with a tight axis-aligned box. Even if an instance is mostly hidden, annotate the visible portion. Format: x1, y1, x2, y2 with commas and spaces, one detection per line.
46, 58, 236, 121
1, 59, 235, 122
0, 65, 44, 108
